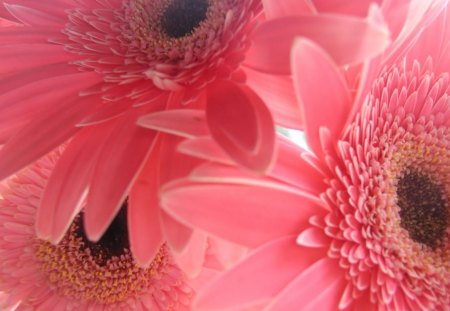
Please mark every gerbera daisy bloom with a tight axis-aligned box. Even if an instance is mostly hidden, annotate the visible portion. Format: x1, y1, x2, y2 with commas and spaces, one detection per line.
0, 0, 390, 266
0, 150, 226, 310
160, 1, 450, 310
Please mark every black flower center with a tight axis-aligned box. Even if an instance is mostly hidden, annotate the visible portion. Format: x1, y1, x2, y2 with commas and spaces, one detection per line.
161, 0, 209, 38
75, 201, 129, 266
397, 169, 448, 248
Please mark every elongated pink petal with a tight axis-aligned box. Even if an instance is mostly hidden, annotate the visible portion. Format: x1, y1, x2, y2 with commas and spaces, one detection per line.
206, 81, 275, 172
162, 179, 325, 247
137, 109, 209, 139
291, 39, 351, 157
194, 236, 326, 311
313, 0, 381, 17
243, 67, 302, 129
0, 71, 99, 124
177, 137, 233, 165
128, 135, 165, 267
0, 26, 60, 44
160, 210, 193, 252
266, 258, 346, 311
0, 44, 77, 75
245, 14, 390, 75
84, 113, 157, 241
262, 0, 314, 19
37, 120, 118, 243
270, 136, 326, 193
4, 3, 65, 26
0, 94, 99, 181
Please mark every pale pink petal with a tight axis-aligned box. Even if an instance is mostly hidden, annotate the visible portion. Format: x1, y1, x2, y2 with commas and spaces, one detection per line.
296, 227, 331, 247
84, 115, 157, 241
173, 230, 207, 278
245, 14, 390, 75
177, 137, 233, 165
128, 139, 165, 267
4, 3, 65, 26
206, 81, 275, 172
162, 179, 325, 247
206, 237, 248, 269
0, 94, 99, 181
194, 236, 327, 311
36, 120, 118, 243
160, 210, 193, 253
270, 136, 326, 193
291, 39, 351, 157
262, 0, 315, 19
243, 67, 302, 129
313, 0, 381, 17
266, 258, 346, 311
138, 109, 209, 139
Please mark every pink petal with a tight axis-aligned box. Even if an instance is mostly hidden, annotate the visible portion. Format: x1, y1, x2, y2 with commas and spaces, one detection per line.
172, 230, 207, 278
206, 81, 275, 172
128, 139, 165, 267
270, 136, 326, 193
160, 210, 193, 252
0, 44, 77, 75
296, 227, 330, 247
243, 67, 302, 129
0, 94, 100, 181
206, 237, 248, 269
84, 113, 157, 241
161, 179, 325, 247
266, 258, 346, 311
245, 14, 390, 75
4, 3, 65, 26
262, 0, 315, 19
291, 39, 351, 157
137, 109, 209, 139
313, 0, 382, 17
194, 236, 326, 311
36, 120, 118, 243
177, 137, 233, 165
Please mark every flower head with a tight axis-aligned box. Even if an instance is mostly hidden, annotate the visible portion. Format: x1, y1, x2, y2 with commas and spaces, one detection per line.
160, 1, 450, 309
0, 0, 391, 266
0, 151, 198, 310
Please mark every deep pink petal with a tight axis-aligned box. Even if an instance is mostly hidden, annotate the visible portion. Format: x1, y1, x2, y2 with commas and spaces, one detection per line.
162, 179, 325, 247
84, 113, 157, 241
137, 109, 209, 139
243, 67, 302, 129
266, 258, 346, 311
36, 120, 118, 243
206, 81, 275, 172
245, 14, 390, 75
291, 39, 351, 157
4, 3, 66, 26
194, 236, 326, 311
128, 156, 165, 267
0, 94, 100, 181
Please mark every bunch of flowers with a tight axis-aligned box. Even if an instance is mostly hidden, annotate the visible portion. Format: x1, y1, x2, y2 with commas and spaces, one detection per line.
0, 0, 448, 310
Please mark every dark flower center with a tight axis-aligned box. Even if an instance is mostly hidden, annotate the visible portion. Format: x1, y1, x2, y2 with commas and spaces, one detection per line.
397, 169, 448, 248
161, 0, 209, 38
75, 201, 129, 266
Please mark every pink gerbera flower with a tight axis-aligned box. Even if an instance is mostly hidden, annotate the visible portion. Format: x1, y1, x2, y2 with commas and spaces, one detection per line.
0, 150, 214, 310
160, 1, 450, 310
0, 0, 390, 266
